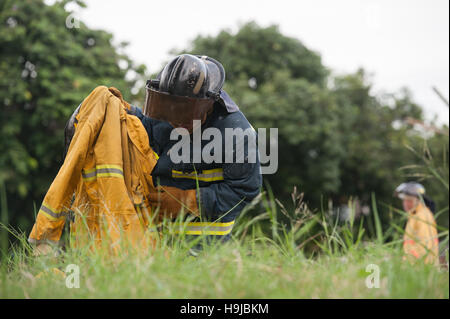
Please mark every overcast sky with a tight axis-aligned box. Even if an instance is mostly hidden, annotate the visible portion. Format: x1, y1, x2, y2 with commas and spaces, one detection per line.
68, 0, 448, 124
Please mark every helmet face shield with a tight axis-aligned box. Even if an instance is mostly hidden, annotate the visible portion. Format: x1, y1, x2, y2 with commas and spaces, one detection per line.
143, 87, 214, 133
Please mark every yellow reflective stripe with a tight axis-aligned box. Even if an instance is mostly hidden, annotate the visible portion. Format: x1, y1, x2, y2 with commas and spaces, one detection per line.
178, 220, 235, 227
203, 168, 223, 174
83, 174, 123, 181
82, 165, 124, 182
83, 167, 96, 174
172, 168, 224, 182
39, 203, 66, 221
83, 164, 123, 173
153, 151, 159, 160
172, 176, 223, 182
39, 209, 58, 221
95, 164, 123, 170
180, 229, 233, 236
96, 172, 124, 178
173, 220, 235, 236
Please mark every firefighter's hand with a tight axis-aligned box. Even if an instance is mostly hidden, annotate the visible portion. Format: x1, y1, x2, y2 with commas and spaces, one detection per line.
149, 186, 199, 219
33, 243, 54, 257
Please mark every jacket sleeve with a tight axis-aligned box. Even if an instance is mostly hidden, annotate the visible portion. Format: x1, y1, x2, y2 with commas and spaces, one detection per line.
198, 129, 262, 222
127, 105, 165, 154
29, 86, 108, 245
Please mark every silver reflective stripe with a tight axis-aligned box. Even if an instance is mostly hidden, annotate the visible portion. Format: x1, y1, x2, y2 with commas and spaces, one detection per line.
96, 168, 123, 175
82, 170, 96, 179
40, 204, 66, 219
82, 167, 123, 179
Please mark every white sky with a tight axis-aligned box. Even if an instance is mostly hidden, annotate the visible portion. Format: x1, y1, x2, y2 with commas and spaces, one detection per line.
68, 0, 448, 125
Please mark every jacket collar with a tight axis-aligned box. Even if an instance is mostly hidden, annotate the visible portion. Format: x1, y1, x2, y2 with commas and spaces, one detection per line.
218, 90, 239, 113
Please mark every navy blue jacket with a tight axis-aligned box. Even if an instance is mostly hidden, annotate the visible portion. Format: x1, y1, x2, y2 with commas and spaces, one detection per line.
131, 91, 262, 241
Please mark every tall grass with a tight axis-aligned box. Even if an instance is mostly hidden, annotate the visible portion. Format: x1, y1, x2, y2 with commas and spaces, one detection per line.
0, 181, 8, 259
0, 140, 448, 298
0, 200, 447, 298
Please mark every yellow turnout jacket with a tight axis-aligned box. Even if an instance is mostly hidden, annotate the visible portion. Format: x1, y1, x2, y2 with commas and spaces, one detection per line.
403, 202, 439, 265
28, 86, 159, 253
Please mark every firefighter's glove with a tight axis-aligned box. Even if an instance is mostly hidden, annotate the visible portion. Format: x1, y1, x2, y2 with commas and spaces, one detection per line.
149, 186, 199, 219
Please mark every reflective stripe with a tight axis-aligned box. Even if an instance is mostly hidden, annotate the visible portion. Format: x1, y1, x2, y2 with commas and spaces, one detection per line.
404, 239, 416, 246
193, 70, 205, 95
172, 168, 223, 182
409, 249, 420, 258
39, 203, 66, 221
178, 221, 235, 227
404, 238, 439, 246
173, 220, 235, 236
82, 165, 124, 182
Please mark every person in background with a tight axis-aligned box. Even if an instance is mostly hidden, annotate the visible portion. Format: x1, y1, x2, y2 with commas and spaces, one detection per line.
394, 182, 439, 265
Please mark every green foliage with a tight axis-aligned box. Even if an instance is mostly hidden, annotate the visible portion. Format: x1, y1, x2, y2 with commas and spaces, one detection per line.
0, 0, 147, 230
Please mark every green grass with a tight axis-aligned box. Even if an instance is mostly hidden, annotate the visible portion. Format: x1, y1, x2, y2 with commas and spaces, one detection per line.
0, 238, 448, 299
0, 139, 448, 299
0, 191, 448, 299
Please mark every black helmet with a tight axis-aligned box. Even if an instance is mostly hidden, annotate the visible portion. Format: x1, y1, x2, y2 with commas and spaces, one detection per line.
157, 54, 225, 99
394, 182, 426, 199
143, 54, 225, 132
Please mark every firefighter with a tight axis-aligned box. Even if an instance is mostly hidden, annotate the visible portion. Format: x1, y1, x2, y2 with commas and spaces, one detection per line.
394, 182, 439, 265
127, 54, 262, 245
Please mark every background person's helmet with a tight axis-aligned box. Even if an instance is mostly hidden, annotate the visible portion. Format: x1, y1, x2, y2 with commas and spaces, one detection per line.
143, 54, 225, 133
394, 182, 436, 213
394, 182, 426, 199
